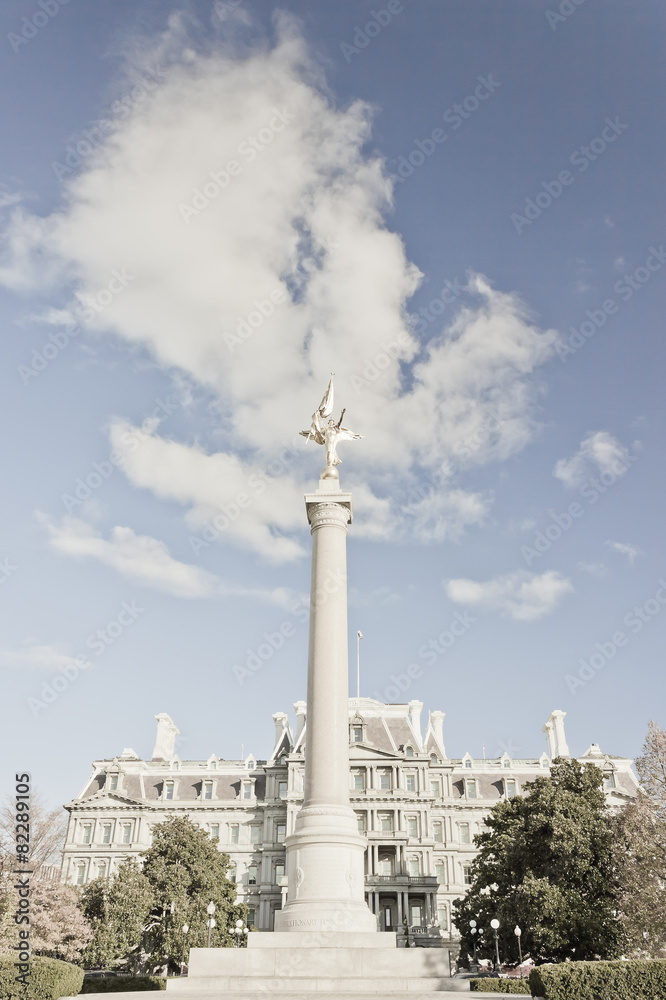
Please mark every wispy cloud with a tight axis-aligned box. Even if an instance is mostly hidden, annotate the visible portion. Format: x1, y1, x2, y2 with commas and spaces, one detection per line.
605, 540, 641, 564
0, 644, 88, 672
553, 431, 634, 489
39, 514, 292, 605
445, 569, 573, 621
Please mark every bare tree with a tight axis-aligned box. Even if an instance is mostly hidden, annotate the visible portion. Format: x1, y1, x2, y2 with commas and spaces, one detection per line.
0, 790, 68, 876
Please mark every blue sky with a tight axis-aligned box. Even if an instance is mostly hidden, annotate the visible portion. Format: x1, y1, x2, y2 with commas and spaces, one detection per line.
1, 0, 664, 811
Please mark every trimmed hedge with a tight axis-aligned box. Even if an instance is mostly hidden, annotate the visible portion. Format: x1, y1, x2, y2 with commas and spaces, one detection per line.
470, 979, 531, 994
80, 979, 165, 993
0, 956, 84, 999
529, 959, 666, 1000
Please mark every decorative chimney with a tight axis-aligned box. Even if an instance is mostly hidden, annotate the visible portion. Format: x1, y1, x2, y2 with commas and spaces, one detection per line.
542, 710, 570, 759
294, 701, 307, 741
152, 713, 180, 761
272, 712, 289, 752
408, 700, 423, 747
429, 710, 446, 755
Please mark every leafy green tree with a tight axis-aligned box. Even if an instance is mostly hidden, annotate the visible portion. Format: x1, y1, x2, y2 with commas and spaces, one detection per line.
611, 722, 666, 958
141, 817, 245, 972
452, 759, 621, 965
81, 858, 154, 970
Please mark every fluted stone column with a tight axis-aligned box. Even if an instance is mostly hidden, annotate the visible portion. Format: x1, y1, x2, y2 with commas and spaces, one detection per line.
275, 474, 376, 933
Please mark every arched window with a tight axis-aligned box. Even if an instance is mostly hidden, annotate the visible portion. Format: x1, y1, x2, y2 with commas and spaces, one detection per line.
405, 746, 414, 757
430, 753, 438, 764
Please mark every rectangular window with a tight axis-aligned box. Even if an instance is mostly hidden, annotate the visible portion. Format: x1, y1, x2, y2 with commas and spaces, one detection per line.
230, 824, 239, 844
210, 824, 220, 840
121, 824, 131, 844
505, 779, 517, 798
603, 774, 615, 791
437, 907, 448, 930
352, 727, 363, 742
433, 821, 443, 843
247, 907, 255, 926
356, 813, 366, 833
407, 858, 420, 876
276, 822, 286, 843
379, 813, 393, 832
275, 863, 285, 882
463, 864, 473, 886
228, 864, 237, 883
352, 772, 365, 790
243, 783, 253, 800
76, 865, 86, 886
204, 781, 214, 800
406, 775, 416, 792
459, 823, 470, 844
102, 824, 112, 844
503, 759, 511, 768
378, 857, 392, 875
410, 903, 422, 926
435, 860, 447, 884
109, 775, 118, 791
466, 780, 477, 799
97, 863, 107, 878
278, 781, 288, 798
464, 759, 472, 768
81, 824, 92, 845
407, 817, 418, 838
430, 780, 440, 797
248, 865, 257, 886
250, 825, 261, 844
164, 781, 174, 800
379, 772, 391, 790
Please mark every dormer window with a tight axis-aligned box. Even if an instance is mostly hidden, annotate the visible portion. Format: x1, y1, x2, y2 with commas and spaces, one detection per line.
463, 758, 472, 769
203, 781, 214, 800
352, 726, 363, 743
108, 774, 119, 791
242, 781, 253, 800
164, 781, 175, 800
210, 761, 217, 770
430, 753, 438, 765
603, 772, 615, 792
503, 758, 511, 769
405, 745, 414, 758
466, 779, 477, 800
505, 779, 517, 798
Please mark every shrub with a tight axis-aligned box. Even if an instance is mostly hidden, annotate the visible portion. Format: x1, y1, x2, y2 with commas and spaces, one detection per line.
0, 955, 84, 999
80, 978, 166, 993
529, 959, 666, 1000
469, 979, 531, 994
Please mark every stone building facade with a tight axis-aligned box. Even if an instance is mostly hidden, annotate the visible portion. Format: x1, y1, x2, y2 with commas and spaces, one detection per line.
61, 700, 638, 942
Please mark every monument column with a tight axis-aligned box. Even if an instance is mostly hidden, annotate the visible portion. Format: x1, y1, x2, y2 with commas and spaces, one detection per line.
275, 471, 376, 933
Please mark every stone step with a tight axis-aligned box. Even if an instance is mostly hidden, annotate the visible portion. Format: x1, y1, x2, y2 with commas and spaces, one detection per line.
166, 976, 470, 992
73, 993, 506, 1000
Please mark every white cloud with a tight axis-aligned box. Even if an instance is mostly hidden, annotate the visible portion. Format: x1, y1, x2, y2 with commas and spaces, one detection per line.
0, 644, 89, 672
2, 18, 557, 554
445, 569, 573, 621
553, 431, 633, 489
577, 561, 607, 578
39, 515, 292, 605
605, 540, 641, 564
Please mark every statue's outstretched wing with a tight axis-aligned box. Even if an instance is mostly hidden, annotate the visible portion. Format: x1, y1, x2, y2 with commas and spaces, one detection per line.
337, 425, 363, 442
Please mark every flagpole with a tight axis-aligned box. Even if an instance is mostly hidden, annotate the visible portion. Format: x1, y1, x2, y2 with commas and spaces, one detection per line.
356, 630, 363, 700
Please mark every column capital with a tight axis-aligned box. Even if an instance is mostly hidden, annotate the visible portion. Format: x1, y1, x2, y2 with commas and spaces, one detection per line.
305, 491, 353, 531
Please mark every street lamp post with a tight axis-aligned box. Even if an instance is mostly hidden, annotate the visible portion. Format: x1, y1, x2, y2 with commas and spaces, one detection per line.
490, 918, 501, 972
180, 924, 188, 975
233, 918, 249, 947
206, 901, 216, 948
514, 925, 523, 977
469, 920, 478, 969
